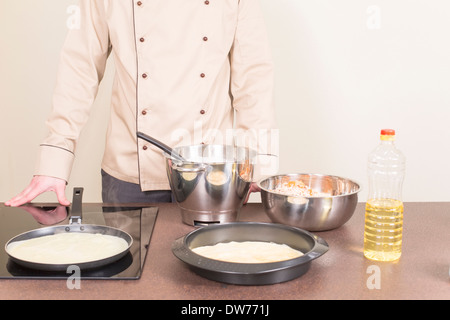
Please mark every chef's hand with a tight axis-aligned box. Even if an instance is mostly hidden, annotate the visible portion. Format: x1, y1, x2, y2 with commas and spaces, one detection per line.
244, 182, 261, 204
5, 175, 70, 207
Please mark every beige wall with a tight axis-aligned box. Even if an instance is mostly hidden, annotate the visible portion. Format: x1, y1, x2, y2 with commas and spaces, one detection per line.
1, 0, 449, 203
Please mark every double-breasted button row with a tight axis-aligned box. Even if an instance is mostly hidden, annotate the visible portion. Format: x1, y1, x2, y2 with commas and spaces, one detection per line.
135, 0, 209, 128
200, 35, 208, 77
137, 0, 146, 153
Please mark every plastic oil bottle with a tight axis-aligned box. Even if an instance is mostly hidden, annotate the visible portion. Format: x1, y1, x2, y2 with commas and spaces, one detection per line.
364, 129, 406, 261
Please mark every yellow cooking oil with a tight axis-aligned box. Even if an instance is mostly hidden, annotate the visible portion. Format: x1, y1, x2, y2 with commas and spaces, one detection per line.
363, 198, 403, 261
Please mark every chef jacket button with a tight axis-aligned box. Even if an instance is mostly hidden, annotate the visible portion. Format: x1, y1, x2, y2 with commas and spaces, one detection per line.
142, 73, 148, 79
203, 36, 208, 42
141, 110, 148, 116
143, 145, 148, 151
200, 73, 205, 78
137, 1, 143, 6
140, 37, 145, 42
200, 109, 206, 115
204, 0, 210, 5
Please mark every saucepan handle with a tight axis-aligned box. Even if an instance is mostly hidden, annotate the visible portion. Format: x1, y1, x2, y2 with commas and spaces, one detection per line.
137, 131, 185, 163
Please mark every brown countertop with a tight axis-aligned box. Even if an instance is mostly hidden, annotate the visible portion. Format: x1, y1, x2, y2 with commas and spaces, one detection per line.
0, 202, 448, 300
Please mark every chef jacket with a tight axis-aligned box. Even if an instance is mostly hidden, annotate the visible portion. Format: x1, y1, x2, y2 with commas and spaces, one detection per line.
35, 0, 278, 191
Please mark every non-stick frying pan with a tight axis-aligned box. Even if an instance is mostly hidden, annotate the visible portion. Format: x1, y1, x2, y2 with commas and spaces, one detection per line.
4, 188, 133, 271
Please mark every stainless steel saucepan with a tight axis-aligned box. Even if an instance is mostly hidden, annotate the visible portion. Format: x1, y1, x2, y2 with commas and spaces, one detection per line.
5, 188, 133, 271
137, 132, 256, 226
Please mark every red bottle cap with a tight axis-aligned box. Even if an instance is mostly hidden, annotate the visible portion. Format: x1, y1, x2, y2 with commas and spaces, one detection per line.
380, 129, 395, 136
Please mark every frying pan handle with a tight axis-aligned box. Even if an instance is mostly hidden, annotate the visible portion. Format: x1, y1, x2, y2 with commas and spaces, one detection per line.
71, 188, 84, 221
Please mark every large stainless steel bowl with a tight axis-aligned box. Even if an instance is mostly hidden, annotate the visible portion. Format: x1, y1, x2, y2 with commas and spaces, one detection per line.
165, 145, 256, 226
258, 174, 360, 231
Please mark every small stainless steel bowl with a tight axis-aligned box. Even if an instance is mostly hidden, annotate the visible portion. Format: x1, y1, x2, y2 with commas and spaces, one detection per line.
258, 174, 360, 231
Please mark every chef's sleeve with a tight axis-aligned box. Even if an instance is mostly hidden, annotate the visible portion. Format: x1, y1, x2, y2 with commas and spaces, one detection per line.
230, 0, 279, 177
34, 0, 111, 181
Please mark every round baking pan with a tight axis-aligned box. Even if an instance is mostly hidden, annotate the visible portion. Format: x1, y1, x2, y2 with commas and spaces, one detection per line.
172, 222, 329, 285
4, 188, 133, 272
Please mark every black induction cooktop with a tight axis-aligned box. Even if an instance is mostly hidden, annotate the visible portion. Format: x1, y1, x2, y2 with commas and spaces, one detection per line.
0, 204, 158, 280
